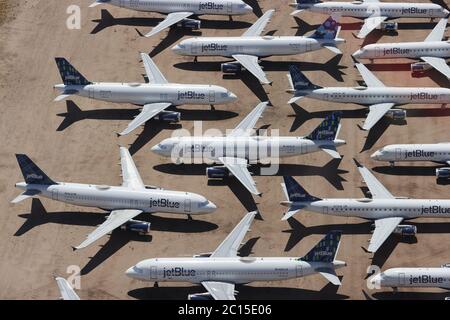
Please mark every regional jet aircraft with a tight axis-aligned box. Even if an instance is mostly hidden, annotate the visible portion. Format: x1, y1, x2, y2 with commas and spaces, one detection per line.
90, 0, 253, 37
290, 0, 449, 39
172, 10, 344, 84
12, 148, 216, 250
287, 63, 450, 131
280, 161, 450, 253
125, 211, 346, 300
353, 18, 450, 79
54, 53, 237, 136
151, 102, 345, 195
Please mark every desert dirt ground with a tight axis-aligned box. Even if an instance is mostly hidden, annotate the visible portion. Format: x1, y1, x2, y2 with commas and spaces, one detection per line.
0, 0, 450, 300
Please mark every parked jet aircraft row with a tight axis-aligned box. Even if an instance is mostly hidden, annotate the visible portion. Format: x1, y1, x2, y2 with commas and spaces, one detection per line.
13, 1, 450, 300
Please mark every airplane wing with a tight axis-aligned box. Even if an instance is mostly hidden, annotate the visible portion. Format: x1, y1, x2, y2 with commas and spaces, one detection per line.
368, 217, 403, 253
74, 209, 143, 250
140, 53, 168, 84
355, 63, 385, 87
424, 18, 448, 42
228, 101, 269, 137
55, 277, 80, 300
145, 12, 194, 38
201, 281, 236, 300
421, 56, 450, 79
218, 157, 260, 195
357, 164, 394, 199
362, 102, 395, 131
242, 9, 275, 37
232, 54, 271, 84
118, 102, 172, 136
120, 147, 145, 190
211, 211, 257, 258
357, 15, 388, 39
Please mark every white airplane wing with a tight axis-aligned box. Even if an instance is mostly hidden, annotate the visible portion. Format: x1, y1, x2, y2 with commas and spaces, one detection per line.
140, 53, 168, 84
355, 63, 385, 87
232, 54, 271, 84
211, 211, 257, 258
357, 164, 394, 199
201, 281, 236, 300
320, 145, 342, 159
55, 277, 80, 300
118, 102, 172, 136
357, 15, 388, 39
368, 217, 403, 253
145, 12, 193, 38
362, 102, 395, 131
421, 56, 450, 79
218, 157, 260, 195
120, 147, 145, 190
316, 268, 342, 285
424, 18, 448, 42
242, 9, 275, 37
229, 101, 269, 137
74, 209, 143, 250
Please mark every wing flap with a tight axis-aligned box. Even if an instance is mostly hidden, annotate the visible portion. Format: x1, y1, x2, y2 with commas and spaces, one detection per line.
232, 54, 271, 84
218, 157, 260, 195
119, 102, 171, 136
145, 12, 193, 37
201, 281, 236, 300
362, 102, 395, 131
368, 217, 403, 253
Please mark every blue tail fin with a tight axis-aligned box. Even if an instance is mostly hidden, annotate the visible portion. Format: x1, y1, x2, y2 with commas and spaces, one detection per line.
306, 112, 342, 141
55, 58, 91, 86
16, 155, 56, 185
309, 16, 340, 40
300, 230, 342, 263
288, 65, 321, 90
283, 176, 321, 202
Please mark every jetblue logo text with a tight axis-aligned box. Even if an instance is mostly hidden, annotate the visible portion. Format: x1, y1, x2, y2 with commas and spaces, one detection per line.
405, 150, 435, 158
178, 91, 206, 100
409, 275, 444, 284
27, 174, 43, 180
199, 2, 224, 11
383, 48, 410, 56
421, 206, 450, 214
410, 93, 438, 100
149, 198, 180, 209
163, 267, 196, 278
401, 8, 427, 15
201, 43, 228, 52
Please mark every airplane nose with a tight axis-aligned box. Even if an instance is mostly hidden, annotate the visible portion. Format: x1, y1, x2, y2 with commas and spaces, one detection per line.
125, 267, 138, 279
172, 44, 182, 54
229, 92, 238, 101
244, 4, 253, 13
371, 151, 381, 160
151, 144, 162, 154
203, 201, 217, 213
352, 49, 362, 59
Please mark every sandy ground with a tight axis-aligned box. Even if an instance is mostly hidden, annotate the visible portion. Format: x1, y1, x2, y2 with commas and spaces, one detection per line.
0, 0, 450, 300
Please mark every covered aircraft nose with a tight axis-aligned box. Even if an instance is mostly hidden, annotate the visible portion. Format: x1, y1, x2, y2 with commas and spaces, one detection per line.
371, 150, 382, 160
172, 44, 183, 54
229, 92, 238, 101
370, 274, 382, 286
203, 201, 217, 213
125, 266, 140, 280
352, 49, 363, 59
244, 4, 253, 14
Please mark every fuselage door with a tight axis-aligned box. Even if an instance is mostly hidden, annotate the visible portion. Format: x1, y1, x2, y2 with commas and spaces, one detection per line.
130, 0, 139, 9
184, 199, 192, 213
323, 206, 329, 214
150, 266, 157, 280
89, 87, 95, 99
399, 272, 406, 285
192, 42, 199, 55
52, 190, 59, 201
209, 90, 216, 103
395, 148, 402, 160
227, 2, 233, 14
295, 265, 303, 277
375, 47, 383, 57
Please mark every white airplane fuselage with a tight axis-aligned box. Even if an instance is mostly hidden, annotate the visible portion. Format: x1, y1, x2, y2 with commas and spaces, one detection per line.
152, 136, 346, 162
372, 143, 450, 163
298, 87, 450, 105
15, 182, 215, 214
54, 83, 235, 106
103, 0, 252, 15
126, 257, 345, 284
354, 41, 450, 60
295, 2, 449, 19
173, 36, 344, 57
372, 267, 450, 289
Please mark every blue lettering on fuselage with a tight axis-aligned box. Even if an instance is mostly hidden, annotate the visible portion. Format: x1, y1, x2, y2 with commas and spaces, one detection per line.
409, 275, 444, 284
401, 8, 427, 14
149, 198, 180, 209
199, 2, 224, 11
405, 150, 435, 158
178, 91, 206, 100
201, 43, 228, 52
421, 206, 450, 214
163, 267, 196, 278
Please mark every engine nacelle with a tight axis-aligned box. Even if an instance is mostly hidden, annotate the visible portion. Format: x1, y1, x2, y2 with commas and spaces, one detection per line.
411, 62, 432, 75
436, 167, 450, 179
193, 252, 213, 258
385, 109, 406, 121
221, 62, 242, 74
206, 166, 231, 179
188, 292, 214, 300
154, 111, 181, 123
177, 18, 201, 30
393, 225, 417, 236
120, 220, 151, 235
380, 22, 398, 32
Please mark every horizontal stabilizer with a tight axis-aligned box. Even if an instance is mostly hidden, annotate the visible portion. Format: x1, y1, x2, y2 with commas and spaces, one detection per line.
323, 45, 342, 55
11, 190, 41, 204
317, 268, 341, 285
288, 95, 303, 104
321, 146, 341, 159
281, 206, 304, 220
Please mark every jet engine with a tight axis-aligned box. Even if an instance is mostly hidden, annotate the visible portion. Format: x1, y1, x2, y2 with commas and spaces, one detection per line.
188, 292, 214, 300
411, 62, 432, 77
436, 167, 450, 179
120, 220, 151, 235
380, 22, 398, 32
177, 18, 201, 30
386, 109, 406, 121
154, 111, 181, 123
221, 62, 242, 74
206, 166, 231, 179
393, 225, 417, 236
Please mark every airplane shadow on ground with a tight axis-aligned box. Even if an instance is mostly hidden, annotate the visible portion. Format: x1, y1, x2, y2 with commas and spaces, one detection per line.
373, 165, 450, 186
15, 199, 218, 275
288, 104, 450, 152
128, 281, 348, 300
371, 291, 450, 300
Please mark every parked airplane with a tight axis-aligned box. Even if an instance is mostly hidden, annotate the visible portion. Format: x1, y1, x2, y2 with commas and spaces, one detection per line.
287, 63, 450, 131
55, 277, 80, 300
89, 0, 253, 37
371, 143, 450, 179
370, 264, 450, 291
290, 0, 449, 39
125, 211, 346, 300
12, 148, 216, 250
151, 102, 345, 195
171, 10, 344, 84
280, 161, 450, 253
353, 18, 450, 79
54, 53, 237, 136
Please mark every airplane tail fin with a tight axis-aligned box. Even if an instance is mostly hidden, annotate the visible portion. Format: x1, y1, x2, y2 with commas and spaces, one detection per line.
280, 176, 321, 220
306, 112, 342, 141
55, 58, 92, 86
288, 65, 321, 91
15, 154, 56, 185
300, 230, 342, 263
309, 16, 340, 40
